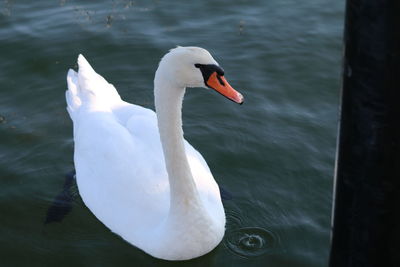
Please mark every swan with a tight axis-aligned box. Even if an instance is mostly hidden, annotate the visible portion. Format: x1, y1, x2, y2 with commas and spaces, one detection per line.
65, 46, 244, 261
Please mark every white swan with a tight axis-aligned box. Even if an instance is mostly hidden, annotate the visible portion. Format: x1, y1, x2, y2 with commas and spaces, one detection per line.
65, 46, 244, 261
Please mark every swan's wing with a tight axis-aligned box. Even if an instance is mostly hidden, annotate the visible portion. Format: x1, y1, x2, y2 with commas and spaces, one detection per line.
66, 54, 155, 127
66, 55, 170, 233
184, 142, 224, 220
112, 100, 157, 128
72, 105, 170, 233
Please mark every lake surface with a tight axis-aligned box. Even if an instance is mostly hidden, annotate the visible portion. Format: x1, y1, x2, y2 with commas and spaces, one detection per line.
0, 1, 343, 266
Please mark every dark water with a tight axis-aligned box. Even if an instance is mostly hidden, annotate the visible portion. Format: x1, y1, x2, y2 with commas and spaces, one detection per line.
0, 1, 343, 266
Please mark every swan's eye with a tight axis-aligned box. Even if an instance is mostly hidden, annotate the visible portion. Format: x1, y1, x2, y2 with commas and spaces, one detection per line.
194, 64, 225, 85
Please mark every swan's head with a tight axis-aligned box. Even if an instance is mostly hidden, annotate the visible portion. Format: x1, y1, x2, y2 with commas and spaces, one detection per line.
156, 46, 244, 104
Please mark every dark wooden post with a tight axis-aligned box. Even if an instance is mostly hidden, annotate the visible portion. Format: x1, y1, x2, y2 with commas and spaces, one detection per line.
329, 0, 400, 266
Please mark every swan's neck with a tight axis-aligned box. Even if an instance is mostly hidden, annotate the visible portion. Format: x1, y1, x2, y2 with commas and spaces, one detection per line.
154, 75, 202, 217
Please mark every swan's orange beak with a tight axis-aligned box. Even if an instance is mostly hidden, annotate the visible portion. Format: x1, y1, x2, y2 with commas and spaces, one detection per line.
206, 72, 244, 104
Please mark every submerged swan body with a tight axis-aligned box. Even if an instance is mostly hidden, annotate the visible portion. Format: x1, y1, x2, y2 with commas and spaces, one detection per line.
65, 47, 243, 260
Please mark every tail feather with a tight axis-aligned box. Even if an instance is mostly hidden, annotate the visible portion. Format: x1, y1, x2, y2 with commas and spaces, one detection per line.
65, 54, 122, 120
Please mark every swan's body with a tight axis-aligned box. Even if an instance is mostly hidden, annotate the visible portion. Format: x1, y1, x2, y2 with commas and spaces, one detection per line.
65, 47, 243, 260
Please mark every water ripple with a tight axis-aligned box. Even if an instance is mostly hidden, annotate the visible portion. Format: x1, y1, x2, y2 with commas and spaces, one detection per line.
225, 227, 279, 258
